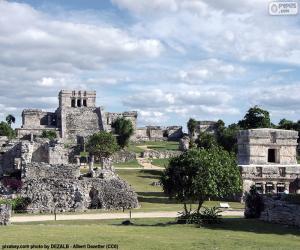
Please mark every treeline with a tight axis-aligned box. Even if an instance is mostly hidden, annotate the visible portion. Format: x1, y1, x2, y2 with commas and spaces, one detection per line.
188, 105, 300, 154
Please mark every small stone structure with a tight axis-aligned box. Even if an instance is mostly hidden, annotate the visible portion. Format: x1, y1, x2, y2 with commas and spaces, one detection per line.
0, 204, 11, 225
134, 126, 183, 141
238, 128, 300, 194
189, 120, 218, 139
260, 196, 300, 227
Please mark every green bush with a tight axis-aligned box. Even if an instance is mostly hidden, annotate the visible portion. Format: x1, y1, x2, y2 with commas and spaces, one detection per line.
41, 130, 57, 140
0, 197, 31, 212
244, 186, 264, 218
177, 207, 222, 225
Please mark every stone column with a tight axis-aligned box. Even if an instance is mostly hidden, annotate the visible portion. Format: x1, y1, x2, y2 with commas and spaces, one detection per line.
80, 98, 83, 107
89, 155, 94, 172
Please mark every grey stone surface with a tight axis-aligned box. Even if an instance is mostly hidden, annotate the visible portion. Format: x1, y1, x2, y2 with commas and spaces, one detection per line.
0, 204, 11, 225
20, 162, 138, 213
260, 196, 300, 227
22, 162, 80, 179
142, 150, 181, 159
111, 150, 136, 163
179, 136, 190, 151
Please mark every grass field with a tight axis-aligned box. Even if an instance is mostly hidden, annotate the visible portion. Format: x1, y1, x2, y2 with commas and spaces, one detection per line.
114, 160, 142, 168
2, 218, 300, 249
145, 141, 179, 151
117, 169, 244, 211
151, 158, 170, 168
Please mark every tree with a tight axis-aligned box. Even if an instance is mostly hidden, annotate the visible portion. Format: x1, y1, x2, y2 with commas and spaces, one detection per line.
238, 106, 271, 129
196, 132, 217, 149
187, 118, 197, 138
161, 147, 241, 215
5, 114, 15, 126
0, 121, 16, 138
216, 123, 240, 153
41, 130, 57, 140
112, 117, 134, 148
86, 131, 119, 163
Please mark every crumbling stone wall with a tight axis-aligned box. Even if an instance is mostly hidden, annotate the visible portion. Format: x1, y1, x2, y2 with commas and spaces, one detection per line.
20, 163, 138, 213
111, 150, 136, 163
260, 196, 300, 227
0, 204, 11, 225
0, 140, 21, 175
22, 163, 80, 179
142, 150, 181, 159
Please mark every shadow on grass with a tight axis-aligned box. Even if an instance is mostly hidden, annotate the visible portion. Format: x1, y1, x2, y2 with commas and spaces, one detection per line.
115, 217, 300, 236
115, 220, 178, 227
137, 170, 163, 180
201, 217, 300, 236
137, 192, 179, 204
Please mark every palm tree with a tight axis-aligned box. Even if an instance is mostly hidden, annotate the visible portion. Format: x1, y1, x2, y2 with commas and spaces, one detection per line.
6, 114, 15, 126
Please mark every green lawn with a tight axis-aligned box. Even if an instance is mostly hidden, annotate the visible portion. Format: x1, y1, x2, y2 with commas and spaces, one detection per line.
151, 158, 170, 168
114, 160, 142, 168
2, 218, 300, 249
117, 169, 244, 211
127, 144, 145, 153
144, 141, 179, 151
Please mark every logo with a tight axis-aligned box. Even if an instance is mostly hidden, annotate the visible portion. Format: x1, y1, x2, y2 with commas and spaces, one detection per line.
269, 1, 298, 15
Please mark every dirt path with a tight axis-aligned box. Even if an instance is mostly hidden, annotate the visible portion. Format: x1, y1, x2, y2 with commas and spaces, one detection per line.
136, 157, 163, 170
11, 210, 244, 223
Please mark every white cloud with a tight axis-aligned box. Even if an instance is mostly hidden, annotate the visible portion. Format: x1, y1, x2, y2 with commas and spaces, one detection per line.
0, 1, 164, 125
178, 59, 245, 84
111, 0, 178, 15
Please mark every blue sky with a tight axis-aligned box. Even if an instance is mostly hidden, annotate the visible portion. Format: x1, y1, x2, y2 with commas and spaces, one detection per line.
1, 0, 300, 129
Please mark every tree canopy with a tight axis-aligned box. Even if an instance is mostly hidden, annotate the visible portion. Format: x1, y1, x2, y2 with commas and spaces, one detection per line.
238, 106, 271, 129
86, 131, 119, 160
5, 114, 15, 126
187, 118, 197, 137
161, 147, 241, 214
112, 117, 134, 148
0, 121, 16, 139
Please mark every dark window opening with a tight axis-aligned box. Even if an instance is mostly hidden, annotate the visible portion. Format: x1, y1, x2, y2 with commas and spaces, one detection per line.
255, 183, 263, 194
83, 99, 87, 107
265, 182, 274, 194
71, 99, 76, 107
40, 116, 48, 125
268, 149, 276, 163
277, 183, 285, 193
77, 99, 81, 107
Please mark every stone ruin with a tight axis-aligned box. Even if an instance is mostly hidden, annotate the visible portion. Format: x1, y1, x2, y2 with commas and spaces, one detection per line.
238, 128, 300, 195
259, 196, 300, 227
21, 162, 138, 213
16, 90, 184, 144
0, 204, 11, 225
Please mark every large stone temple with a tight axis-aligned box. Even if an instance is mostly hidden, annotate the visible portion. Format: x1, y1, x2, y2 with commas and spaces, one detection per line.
16, 90, 138, 143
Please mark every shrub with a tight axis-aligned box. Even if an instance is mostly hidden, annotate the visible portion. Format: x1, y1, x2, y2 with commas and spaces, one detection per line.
177, 207, 222, 225
244, 185, 264, 218
0, 197, 30, 212
199, 207, 222, 224
41, 130, 57, 140
282, 194, 300, 205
